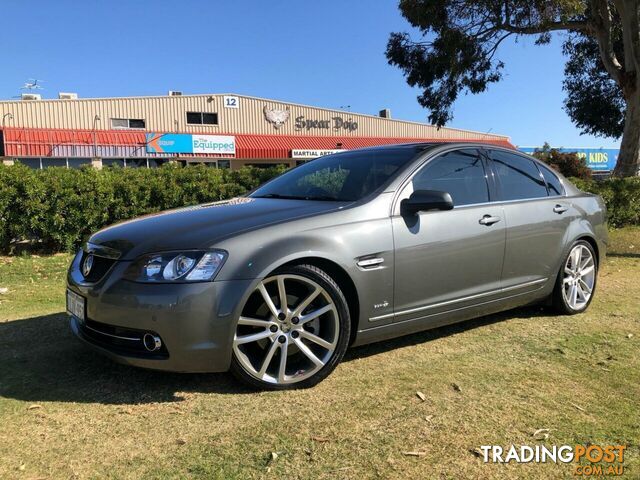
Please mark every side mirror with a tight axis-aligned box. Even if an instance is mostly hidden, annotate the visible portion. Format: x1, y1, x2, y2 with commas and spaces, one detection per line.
400, 190, 454, 216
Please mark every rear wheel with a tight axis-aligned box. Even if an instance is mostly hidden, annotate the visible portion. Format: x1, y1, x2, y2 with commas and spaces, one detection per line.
230, 264, 350, 390
552, 240, 597, 314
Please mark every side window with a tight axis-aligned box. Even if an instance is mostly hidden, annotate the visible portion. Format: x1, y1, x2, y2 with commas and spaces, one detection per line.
410, 149, 489, 206
539, 164, 565, 196
490, 151, 548, 201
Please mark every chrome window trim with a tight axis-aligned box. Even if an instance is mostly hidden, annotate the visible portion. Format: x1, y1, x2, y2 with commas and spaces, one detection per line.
369, 277, 548, 322
389, 144, 569, 217
389, 195, 570, 217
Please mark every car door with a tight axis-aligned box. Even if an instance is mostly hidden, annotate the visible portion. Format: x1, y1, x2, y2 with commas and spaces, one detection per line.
389, 148, 506, 324
486, 149, 572, 292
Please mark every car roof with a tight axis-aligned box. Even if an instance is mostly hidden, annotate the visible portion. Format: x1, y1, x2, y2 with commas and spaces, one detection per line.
350, 142, 515, 152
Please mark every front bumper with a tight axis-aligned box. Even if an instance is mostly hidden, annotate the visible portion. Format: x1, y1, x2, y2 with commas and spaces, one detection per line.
67, 251, 255, 373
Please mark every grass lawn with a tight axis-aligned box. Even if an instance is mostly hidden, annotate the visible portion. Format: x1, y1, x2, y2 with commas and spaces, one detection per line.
1, 228, 639, 479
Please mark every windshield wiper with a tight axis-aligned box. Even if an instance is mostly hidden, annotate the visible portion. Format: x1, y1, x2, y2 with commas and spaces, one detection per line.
254, 193, 344, 201
253, 193, 306, 200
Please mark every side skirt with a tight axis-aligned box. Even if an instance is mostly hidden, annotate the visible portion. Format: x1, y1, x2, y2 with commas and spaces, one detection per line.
351, 284, 551, 347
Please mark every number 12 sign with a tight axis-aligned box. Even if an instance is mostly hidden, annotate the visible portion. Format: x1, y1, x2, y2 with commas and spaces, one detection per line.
224, 96, 239, 109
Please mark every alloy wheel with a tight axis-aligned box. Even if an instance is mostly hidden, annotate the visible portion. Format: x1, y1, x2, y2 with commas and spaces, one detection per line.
233, 274, 339, 385
562, 244, 596, 311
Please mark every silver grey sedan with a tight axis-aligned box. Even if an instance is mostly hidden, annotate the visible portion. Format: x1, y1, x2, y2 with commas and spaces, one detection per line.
67, 143, 607, 389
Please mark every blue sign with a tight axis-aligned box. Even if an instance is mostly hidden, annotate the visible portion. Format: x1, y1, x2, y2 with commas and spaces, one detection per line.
518, 147, 618, 171
146, 133, 236, 155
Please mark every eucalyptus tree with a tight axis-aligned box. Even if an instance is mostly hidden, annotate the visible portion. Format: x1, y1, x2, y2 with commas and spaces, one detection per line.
387, 0, 640, 176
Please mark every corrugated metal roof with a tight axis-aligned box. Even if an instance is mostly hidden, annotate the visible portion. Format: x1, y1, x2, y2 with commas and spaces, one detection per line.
1, 127, 514, 159
0, 94, 512, 142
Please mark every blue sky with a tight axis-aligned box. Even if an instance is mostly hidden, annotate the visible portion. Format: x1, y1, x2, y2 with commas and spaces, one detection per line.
0, 0, 619, 148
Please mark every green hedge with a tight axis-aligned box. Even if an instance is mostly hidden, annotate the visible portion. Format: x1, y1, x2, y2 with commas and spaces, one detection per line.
0, 163, 638, 254
572, 177, 640, 227
0, 163, 285, 253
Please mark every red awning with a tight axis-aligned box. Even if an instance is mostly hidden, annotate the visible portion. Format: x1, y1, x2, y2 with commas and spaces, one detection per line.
1, 127, 514, 159
235, 133, 514, 158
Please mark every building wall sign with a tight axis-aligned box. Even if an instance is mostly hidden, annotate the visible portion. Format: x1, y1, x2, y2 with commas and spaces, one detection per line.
518, 147, 618, 171
223, 95, 239, 109
146, 133, 236, 155
263, 106, 290, 129
291, 149, 346, 159
295, 116, 358, 132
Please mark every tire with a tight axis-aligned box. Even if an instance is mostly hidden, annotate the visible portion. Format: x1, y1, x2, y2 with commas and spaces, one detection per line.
552, 240, 598, 315
230, 264, 351, 390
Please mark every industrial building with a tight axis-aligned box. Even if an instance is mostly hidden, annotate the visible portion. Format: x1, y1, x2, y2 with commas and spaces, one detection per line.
0, 92, 513, 169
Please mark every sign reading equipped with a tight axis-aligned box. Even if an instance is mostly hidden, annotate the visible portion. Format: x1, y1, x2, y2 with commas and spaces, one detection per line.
146, 133, 236, 155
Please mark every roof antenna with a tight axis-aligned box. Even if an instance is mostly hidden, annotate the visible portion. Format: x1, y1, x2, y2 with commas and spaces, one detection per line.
21, 79, 45, 91
480, 127, 493, 142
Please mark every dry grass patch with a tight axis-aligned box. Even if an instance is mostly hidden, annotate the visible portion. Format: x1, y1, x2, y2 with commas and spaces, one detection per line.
0, 228, 639, 478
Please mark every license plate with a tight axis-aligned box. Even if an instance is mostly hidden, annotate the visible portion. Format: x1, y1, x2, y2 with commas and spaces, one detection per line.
66, 289, 85, 321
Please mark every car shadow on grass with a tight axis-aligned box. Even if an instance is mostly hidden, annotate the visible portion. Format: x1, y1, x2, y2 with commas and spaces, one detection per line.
0, 313, 251, 404
0, 307, 547, 405
607, 252, 640, 258
345, 305, 546, 362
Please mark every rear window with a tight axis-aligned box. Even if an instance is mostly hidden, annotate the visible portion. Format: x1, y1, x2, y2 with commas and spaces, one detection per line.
539, 164, 565, 196
490, 151, 548, 201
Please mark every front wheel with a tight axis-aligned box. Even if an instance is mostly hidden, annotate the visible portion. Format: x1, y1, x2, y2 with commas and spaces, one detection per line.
230, 264, 351, 390
552, 240, 598, 314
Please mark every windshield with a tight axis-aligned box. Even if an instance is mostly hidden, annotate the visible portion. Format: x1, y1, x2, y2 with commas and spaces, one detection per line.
250, 147, 426, 202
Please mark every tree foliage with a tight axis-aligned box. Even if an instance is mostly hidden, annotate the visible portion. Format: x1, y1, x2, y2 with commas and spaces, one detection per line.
0, 164, 286, 253
387, 0, 588, 126
387, 0, 640, 176
563, 33, 625, 138
532, 142, 592, 179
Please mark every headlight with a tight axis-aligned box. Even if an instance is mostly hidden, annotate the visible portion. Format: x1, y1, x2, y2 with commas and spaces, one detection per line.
125, 250, 227, 283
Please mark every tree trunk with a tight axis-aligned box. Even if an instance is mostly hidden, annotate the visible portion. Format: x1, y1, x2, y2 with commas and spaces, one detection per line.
614, 91, 640, 176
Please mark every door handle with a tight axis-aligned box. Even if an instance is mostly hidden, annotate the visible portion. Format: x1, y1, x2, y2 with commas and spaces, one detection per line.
479, 214, 501, 226
553, 204, 568, 214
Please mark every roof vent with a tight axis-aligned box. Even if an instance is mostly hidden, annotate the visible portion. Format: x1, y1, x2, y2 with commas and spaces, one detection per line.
21, 93, 42, 101
58, 92, 78, 100
168, 90, 183, 96
379, 108, 391, 119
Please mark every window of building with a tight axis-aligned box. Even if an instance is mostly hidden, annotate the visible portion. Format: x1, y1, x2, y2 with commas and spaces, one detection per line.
67, 158, 91, 169
102, 158, 125, 168
539, 164, 565, 196
410, 149, 489, 206
217, 160, 230, 169
186, 112, 218, 125
489, 151, 548, 201
246, 162, 288, 169
147, 158, 167, 168
42, 158, 68, 168
17, 158, 42, 169
111, 118, 146, 129
126, 158, 149, 168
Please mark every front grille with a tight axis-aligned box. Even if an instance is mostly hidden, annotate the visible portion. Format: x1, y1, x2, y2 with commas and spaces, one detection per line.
81, 252, 117, 283
77, 318, 169, 359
